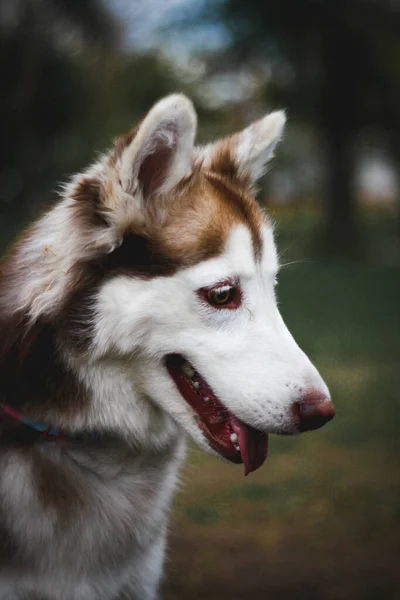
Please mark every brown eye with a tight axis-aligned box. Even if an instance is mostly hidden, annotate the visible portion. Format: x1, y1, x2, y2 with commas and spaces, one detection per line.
207, 286, 234, 306
198, 281, 241, 310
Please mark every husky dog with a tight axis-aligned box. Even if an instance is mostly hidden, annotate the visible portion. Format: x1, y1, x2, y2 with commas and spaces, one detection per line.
0, 95, 334, 599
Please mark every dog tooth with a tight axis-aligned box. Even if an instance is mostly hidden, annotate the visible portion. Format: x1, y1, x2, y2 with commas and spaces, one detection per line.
234, 443, 240, 452
181, 362, 195, 379
203, 396, 210, 402
192, 381, 200, 390
230, 432, 238, 443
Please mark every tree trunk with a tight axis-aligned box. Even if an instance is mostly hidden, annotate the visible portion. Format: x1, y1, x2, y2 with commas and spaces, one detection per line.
323, 124, 359, 256
320, 12, 361, 257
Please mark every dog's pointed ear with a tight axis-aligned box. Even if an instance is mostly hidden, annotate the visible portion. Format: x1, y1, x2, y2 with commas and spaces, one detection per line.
117, 94, 197, 200
200, 110, 286, 187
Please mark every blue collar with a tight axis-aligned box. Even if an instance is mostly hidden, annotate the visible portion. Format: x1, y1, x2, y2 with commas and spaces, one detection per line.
0, 404, 101, 441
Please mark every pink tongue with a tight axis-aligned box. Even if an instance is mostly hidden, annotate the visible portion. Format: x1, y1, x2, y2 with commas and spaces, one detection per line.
231, 417, 269, 476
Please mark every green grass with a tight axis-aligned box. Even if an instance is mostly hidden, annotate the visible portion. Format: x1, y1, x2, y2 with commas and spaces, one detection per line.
185, 505, 221, 525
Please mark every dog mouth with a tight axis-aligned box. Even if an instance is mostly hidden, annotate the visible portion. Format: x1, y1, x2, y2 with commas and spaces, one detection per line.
165, 354, 268, 475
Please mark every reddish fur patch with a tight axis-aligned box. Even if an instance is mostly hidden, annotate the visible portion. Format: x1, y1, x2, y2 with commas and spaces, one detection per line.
208, 140, 239, 181
31, 448, 88, 521
71, 177, 109, 227
104, 169, 265, 274
203, 172, 263, 257
0, 313, 91, 424
206, 139, 251, 188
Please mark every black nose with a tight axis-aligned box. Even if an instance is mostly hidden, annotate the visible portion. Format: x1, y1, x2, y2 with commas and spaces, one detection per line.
295, 390, 335, 432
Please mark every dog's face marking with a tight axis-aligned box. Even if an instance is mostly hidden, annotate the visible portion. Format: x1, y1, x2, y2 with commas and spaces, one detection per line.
92, 214, 327, 471
0, 95, 333, 473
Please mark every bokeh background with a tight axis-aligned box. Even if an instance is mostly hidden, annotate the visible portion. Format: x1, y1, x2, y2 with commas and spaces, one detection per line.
1, 1, 399, 598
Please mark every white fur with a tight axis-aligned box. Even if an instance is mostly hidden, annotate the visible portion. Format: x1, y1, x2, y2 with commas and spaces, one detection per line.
236, 110, 286, 182
0, 440, 185, 600
1, 198, 113, 322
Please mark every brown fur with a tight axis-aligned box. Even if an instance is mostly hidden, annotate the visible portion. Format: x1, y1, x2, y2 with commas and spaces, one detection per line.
207, 139, 239, 182
71, 177, 109, 227
0, 314, 91, 425
93, 167, 265, 275
203, 172, 264, 257
31, 447, 88, 523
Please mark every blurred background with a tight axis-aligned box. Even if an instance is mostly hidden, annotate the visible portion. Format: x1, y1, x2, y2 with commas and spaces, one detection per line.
0, 0, 399, 598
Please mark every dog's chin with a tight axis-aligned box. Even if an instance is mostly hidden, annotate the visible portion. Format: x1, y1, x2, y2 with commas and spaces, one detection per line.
165, 354, 269, 476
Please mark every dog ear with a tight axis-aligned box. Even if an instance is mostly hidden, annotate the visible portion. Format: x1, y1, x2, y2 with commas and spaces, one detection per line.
117, 94, 197, 200
200, 110, 286, 187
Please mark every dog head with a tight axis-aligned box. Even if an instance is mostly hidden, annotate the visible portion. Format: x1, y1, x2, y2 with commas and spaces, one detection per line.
0, 95, 334, 472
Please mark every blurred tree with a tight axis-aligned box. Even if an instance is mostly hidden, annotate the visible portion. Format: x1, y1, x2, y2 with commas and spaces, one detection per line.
0, 0, 119, 221
195, 0, 400, 255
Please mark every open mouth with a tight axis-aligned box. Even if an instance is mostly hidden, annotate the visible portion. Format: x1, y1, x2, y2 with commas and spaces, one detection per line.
165, 354, 268, 475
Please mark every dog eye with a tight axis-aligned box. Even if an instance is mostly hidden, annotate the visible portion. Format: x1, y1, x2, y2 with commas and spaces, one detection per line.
199, 282, 241, 309
207, 286, 233, 306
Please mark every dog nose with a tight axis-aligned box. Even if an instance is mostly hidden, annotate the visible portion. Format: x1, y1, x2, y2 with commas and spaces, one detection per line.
295, 390, 335, 432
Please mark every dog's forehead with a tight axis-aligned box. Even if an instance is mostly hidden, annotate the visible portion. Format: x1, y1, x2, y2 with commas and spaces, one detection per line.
182, 225, 256, 286
183, 224, 278, 288
222, 224, 278, 276
98, 171, 274, 282
157, 171, 268, 269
